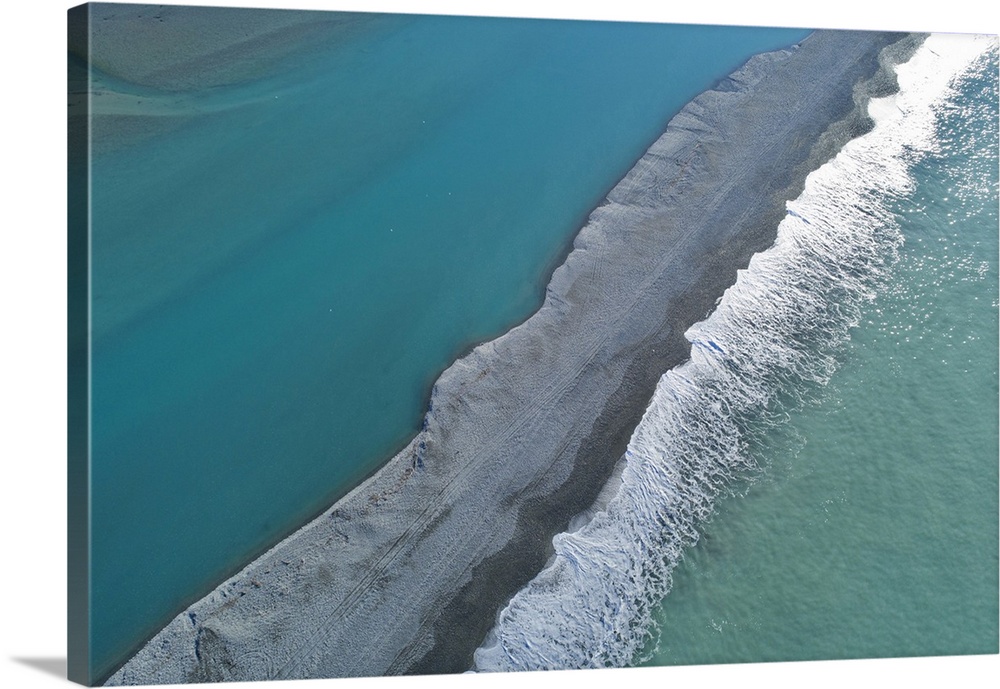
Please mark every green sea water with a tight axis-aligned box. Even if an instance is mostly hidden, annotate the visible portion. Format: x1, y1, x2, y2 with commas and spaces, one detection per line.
642, 45, 998, 666
85, 9, 809, 679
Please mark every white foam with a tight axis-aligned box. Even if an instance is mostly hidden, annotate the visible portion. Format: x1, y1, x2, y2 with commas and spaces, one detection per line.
473, 33, 997, 672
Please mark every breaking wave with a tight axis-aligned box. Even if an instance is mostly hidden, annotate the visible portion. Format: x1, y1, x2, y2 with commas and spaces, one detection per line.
473, 34, 997, 672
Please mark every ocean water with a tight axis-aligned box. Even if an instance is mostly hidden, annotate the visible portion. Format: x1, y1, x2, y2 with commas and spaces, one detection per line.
474, 34, 997, 670
641, 38, 999, 666
86, 10, 809, 679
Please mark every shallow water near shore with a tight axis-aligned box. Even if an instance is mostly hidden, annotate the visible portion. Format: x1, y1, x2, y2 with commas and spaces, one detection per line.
86, 9, 809, 679
640, 42, 998, 666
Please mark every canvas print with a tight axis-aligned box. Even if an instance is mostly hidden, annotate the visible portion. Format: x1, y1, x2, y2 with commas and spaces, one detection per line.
66, 2, 999, 686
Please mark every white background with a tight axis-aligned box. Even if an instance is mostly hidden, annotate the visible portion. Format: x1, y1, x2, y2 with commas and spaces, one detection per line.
1, 1, 997, 688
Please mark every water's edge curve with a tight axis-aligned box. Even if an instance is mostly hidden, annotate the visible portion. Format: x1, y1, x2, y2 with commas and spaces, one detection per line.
107, 29, 919, 685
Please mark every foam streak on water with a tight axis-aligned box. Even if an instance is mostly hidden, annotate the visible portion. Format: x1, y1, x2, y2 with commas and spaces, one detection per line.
473, 34, 997, 672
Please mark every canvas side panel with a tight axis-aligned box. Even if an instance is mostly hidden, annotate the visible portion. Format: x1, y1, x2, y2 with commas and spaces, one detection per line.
67, 3, 92, 686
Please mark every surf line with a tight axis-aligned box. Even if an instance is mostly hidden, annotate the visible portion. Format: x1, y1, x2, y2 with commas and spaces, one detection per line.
473, 33, 997, 672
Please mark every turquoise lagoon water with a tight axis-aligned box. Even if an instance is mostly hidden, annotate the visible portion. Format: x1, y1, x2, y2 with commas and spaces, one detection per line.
641, 44, 998, 666
88, 11, 809, 678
